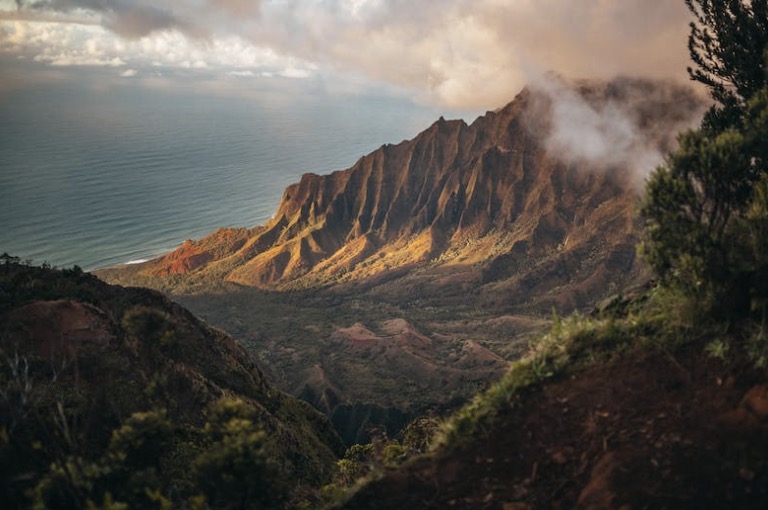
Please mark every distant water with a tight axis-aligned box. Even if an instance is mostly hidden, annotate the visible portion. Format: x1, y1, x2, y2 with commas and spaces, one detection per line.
0, 82, 475, 270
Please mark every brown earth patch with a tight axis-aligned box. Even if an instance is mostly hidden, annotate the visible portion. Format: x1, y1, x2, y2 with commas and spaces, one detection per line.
342, 348, 768, 509
3, 300, 114, 362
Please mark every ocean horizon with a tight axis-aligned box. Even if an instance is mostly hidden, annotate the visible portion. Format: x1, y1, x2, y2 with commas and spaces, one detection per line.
1, 79, 477, 271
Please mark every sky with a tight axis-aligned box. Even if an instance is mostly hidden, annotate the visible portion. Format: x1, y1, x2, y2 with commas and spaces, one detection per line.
0, 0, 696, 110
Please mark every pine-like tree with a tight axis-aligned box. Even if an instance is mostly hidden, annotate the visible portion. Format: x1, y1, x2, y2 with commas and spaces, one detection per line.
686, 0, 768, 113
641, 0, 768, 314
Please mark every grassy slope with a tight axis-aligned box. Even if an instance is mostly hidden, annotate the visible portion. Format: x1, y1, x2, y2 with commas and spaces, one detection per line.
339, 286, 768, 509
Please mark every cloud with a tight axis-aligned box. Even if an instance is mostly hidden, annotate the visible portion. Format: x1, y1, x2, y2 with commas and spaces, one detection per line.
211, 0, 262, 17
241, 0, 694, 108
279, 66, 312, 79
12, 0, 205, 38
35, 48, 126, 67
119, 67, 134, 76
0, 17, 316, 76
3, 0, 696, 108
227, 69, 254, 77
527, 75, 708, 187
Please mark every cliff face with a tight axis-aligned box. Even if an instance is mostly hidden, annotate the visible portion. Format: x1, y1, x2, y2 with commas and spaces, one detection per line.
118, 78, 699, 312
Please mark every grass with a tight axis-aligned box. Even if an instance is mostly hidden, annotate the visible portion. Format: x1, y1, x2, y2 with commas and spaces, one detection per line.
431, 284, 728, 451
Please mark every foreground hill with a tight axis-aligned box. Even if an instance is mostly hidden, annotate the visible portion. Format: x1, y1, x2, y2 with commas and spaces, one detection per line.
339, 290, 768, 509
0, 260, 343, 508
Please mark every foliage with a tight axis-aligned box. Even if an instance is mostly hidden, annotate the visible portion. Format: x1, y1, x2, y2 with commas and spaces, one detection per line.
30, 409, 174, 510
312, 416, 442, 507
704, 338, 730, 360
0, 261, 342, 509
330, 429, 426, 488
641, 0, 768, 316
0, 255, 98, 314
10, 398, 289, 510
400, 417, 440, 453
122, 306, 183, 358
192, 397, 288, 509
685, 0, 768, 116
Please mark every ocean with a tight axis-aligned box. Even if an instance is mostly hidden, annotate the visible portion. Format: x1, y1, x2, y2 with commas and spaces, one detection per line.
0, 80, 476, 270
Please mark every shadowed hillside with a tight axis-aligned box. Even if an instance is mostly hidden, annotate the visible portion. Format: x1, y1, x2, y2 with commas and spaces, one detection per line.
0, 259, 343, 508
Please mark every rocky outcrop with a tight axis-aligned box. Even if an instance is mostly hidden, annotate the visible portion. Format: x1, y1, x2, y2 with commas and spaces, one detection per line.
148, 227, 252, 276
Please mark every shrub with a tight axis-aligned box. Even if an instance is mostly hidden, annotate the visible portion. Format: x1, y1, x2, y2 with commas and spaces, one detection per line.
641, 1, 768, 316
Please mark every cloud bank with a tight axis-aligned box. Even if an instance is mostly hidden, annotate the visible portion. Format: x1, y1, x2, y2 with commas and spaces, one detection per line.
1, 0, 695, 108
526, 75, 707, 186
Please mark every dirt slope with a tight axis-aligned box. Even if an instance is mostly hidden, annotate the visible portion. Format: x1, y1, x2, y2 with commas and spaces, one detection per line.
342, 346, 768, 509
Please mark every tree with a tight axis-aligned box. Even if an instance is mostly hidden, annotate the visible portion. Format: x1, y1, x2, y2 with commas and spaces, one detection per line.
192, 398, 287, 509
32, 409, 174, 510
641, 0, 768, 315
686, 0, 768, 115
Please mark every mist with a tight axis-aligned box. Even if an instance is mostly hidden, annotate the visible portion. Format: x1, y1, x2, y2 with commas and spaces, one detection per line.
529, 75, 708, 187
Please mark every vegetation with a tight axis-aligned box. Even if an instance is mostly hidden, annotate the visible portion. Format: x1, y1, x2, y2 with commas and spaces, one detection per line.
317, 417, 441, 506
20, 399, 288, 510
641, 0, 768, 315
0, 259, 343, 509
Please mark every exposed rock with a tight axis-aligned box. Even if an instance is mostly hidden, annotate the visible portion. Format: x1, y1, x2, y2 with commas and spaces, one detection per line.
104, 78, 703, 313
741, 384, 768, 421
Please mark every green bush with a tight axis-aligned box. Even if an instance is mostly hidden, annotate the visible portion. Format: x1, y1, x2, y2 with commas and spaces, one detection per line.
192, 397, 288, 509
640, 0, 768, 317
32, 409, 174, 510
641, 89, 768, 315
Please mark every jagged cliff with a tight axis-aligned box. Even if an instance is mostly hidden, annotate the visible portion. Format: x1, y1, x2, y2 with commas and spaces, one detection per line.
102, 77, 702, 313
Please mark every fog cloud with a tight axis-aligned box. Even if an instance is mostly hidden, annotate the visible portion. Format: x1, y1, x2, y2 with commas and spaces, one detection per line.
3, 0, 695, 109
529, 75, 707, 186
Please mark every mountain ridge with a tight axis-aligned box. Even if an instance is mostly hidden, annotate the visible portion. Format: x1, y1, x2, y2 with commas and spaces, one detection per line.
100, 77, 703, 314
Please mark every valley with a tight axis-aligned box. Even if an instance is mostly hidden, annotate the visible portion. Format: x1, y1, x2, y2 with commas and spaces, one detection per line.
5, 1, 767, 508
97, 77, 703, 443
